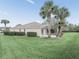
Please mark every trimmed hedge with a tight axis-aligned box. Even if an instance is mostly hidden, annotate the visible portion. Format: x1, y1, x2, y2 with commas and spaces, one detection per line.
3, 31, 25, 36
63, 31, 79, 32
15, 32, 25, 36
27, 32, 37, 37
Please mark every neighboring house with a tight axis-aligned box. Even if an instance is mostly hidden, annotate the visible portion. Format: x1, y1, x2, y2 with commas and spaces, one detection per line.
0, 27, 5, 31
0, 27, 10, 31
10, 22, 56, 37
0, 27, 10, 35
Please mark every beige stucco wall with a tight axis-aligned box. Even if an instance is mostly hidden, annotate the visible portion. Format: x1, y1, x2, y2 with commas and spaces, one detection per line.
10, 28, 25, 32
10, 29, 19, 32
43, 29, 47, 35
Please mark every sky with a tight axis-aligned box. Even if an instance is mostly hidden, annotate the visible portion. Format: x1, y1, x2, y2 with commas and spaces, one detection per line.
0, 0, 79, 27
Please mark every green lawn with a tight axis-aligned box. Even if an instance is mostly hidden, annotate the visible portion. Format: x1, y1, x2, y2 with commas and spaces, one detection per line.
0, 33, 79, 59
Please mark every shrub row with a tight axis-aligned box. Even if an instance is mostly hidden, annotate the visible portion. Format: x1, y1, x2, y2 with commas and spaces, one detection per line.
27, 32, 37, 37
3, 31, 37, 37
3, 31, 25, 36
63, 31, 79, 32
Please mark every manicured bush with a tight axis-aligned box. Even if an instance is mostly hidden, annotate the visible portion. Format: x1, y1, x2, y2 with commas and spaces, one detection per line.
4, 32, 15, 36
15, 32, 25, 36
63, 31, 79, 32
3, 31, 25, 36
27, 32, 37, 37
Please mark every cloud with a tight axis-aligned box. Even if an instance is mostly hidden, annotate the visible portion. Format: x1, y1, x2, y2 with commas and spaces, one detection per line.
0, 10, 12, 20
26, 0, 35, 4
0, 10, 8, 15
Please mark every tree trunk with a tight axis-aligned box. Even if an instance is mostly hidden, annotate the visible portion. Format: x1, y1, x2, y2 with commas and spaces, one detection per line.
58, 26, 63, 37
56, 27, 59, 37
57, 25, 61, 37
59, 26, 62, 37
48, 23, 51, 38
60, 26, 64, 37
47, 15, 51, 38
5, 24, 6, 31
57, 18, 64, 37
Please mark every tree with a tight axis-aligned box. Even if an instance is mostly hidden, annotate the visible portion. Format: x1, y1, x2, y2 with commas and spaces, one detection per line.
1, 19, 10, 30
40, 0, 58, 38
55, 7, 70, 37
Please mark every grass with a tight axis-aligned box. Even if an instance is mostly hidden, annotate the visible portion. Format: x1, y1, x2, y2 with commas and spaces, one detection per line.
0, 33, 79, 59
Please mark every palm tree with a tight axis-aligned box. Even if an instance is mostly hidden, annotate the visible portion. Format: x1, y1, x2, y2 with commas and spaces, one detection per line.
55, 7, 70, 37
40, 0, 58, 38
1, 19, 10, 30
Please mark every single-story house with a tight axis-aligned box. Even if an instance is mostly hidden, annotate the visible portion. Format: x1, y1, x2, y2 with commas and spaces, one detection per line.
10, 22, 56, 37
0, 27, 10, 31
0, 27, 11, 35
